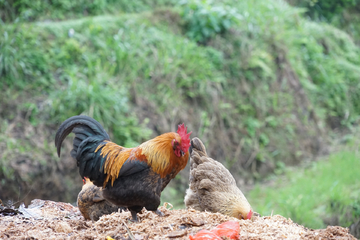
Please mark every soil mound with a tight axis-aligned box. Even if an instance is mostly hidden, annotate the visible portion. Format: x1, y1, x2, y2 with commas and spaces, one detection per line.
0, 199, 355, 239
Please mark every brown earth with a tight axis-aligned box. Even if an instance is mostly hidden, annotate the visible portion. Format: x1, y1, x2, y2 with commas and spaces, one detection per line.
0, 199, 356, 240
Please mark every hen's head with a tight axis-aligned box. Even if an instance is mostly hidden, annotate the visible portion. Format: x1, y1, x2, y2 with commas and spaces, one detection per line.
190, 137, 208, 157
172, 123, 192, 157
82, 177, 88, 185
81, 177, 93, 190
230, 200, 253, 220
218, 191, 253, 220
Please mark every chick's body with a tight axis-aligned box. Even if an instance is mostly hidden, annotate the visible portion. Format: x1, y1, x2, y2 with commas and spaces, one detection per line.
77, 178, 124, 221
184, 137, 253, 220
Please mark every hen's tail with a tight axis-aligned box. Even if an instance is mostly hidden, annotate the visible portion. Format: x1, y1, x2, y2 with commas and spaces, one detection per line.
55, 115, 110, 185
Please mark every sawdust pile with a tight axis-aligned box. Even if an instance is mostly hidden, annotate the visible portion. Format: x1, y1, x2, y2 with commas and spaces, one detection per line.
0, 199, 356, 240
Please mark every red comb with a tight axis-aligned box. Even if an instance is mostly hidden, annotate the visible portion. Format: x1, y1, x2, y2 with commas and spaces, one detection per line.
177, 123, 192, 152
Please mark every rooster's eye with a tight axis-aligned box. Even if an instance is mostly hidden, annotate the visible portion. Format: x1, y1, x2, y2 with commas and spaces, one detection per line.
172, 139, 179, 150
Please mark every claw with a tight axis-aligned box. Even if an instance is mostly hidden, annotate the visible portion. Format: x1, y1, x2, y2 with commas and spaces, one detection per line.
155, 209, 164, 217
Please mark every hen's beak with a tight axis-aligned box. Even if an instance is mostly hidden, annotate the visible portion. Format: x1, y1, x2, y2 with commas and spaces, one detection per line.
239, 210, 253, 220
247, 210, 253, 220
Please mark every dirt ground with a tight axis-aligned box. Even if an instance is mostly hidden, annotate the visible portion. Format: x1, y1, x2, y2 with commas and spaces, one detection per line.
0, 199, 356, 240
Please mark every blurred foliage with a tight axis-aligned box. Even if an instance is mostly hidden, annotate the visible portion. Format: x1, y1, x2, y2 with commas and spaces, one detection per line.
0, 13, 223, 146
179, 0, 239, 43
1, 0, 360, 179
287, 0, 360, 45
288, 0, 359, 21
0, 0, 176, 22
0, 24, 52, 90
249, 149, 360, 229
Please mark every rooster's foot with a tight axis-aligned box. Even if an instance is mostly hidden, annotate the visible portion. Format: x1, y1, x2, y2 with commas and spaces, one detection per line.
155, 209, 164, 217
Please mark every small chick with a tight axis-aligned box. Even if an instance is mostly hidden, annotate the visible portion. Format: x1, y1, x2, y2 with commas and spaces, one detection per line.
77, 178, 124, 221
184, 137, 253, 220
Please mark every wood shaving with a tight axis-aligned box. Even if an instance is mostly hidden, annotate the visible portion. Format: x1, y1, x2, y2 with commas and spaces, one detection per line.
0, 200, 356, 239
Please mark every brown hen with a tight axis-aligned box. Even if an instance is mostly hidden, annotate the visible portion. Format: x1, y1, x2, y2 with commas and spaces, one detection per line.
184, 137, 253, 220
77, 178, 125, 221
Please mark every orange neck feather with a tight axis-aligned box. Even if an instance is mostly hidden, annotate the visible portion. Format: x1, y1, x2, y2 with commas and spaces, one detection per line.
139, 132, 188, 178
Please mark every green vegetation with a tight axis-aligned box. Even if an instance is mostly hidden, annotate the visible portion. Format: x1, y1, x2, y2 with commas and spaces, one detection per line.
288, 0, 359, 21
249, 148, 360, 229
180, 0, 239, 43
288, 0, 360, 45
0, 0, 176, 22
1, 0, 360, 231
2, 0, 360, 171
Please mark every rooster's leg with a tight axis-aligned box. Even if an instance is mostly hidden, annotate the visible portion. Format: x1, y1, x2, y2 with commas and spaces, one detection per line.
128, 206, 143, 222
130, 210, 138, 222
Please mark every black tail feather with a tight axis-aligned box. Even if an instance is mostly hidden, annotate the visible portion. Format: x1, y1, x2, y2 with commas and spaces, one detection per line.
55, 115, 110, 157
55, 115, 111, 185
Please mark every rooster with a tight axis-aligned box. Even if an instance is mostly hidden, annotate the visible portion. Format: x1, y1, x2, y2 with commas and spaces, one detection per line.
55, 115, 191, 221
184, 137, 253, 220
77, 177, 124, 221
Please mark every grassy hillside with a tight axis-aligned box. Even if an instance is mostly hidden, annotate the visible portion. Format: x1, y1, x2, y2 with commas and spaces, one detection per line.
287, 0, 360, 45
249, 145, 360, 230
1, 0, 360, 229
0, 0, 176, 23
